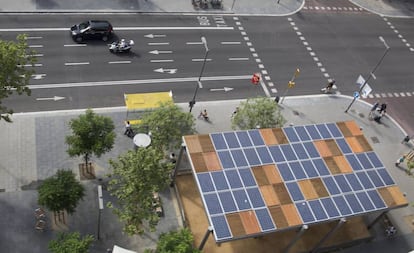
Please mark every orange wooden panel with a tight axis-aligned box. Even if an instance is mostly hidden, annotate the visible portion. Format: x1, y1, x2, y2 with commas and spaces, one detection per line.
240, 210, 261, 235
198, 134, 215, 152
260, 185, 280, 207
203, 152, 222, 171
378, 186, 409, 208
273, 183, 293, 205
190, 153, 207, 173
324, 157, 341, 175
281, 204, 302, 227
184, 135, 202, 153
313, 140, 332, 157
263, 164, 282, 184
325, 139, 342, 156
252, 166, 269, 186
356, 135, 373, 152
273, 128, 289, 144
298, 180, 318, 200
345, 137, 364, 153
226, 213, 246, 237
268, 206, 289, 229
310, 178, 329, 198
336, 122, 352, 137
260, 128, 278, 145
344, 121, 363, 136
333, 155, 353, 173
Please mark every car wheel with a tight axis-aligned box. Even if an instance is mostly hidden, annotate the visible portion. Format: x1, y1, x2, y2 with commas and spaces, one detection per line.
75, 37, 83, 42
102, 36, 108, 42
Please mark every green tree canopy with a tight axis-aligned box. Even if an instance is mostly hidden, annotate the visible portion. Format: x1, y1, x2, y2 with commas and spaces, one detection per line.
107, 147, 174, 235
38, 169, 85, 214
0, 34, 36, 122
48, 232, 94, 253
155, 228, 200, 253
231, 97, 286, 130
138, 102, 195, 151
66, 109, 115, 165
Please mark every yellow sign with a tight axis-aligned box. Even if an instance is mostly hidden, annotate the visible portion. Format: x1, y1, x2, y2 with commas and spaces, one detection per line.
288, 81, 295, 88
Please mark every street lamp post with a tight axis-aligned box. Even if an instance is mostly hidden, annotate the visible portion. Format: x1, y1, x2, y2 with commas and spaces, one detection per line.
189, 36, 209, 112
97, 185, 104, 240
345, 36, 390, 113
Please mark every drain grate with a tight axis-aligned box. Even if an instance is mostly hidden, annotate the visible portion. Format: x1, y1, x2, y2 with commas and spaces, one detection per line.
358, 113, 365, 118
371, 136, 380, 143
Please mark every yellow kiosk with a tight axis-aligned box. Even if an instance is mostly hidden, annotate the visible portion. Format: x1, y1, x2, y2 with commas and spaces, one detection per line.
124, 91, 173, 125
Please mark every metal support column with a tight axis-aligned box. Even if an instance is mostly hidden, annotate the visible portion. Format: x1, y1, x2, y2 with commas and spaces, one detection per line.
310, 218, 346, 253
283, 225, 309, 253
198, 226, 214, 250
367, 211, 388, 230
170, 143, 186, 187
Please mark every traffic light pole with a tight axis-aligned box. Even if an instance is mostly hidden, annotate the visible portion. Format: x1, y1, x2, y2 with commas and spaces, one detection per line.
189, 37, 209, 112
279, 68, 300, 104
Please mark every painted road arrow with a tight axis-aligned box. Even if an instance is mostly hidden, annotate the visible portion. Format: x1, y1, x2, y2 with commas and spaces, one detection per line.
149, 50, 172, 55
36, 96, 66, 101
154, 68, 177, 74
210, 87, 234, 92
144, 34, 166, 39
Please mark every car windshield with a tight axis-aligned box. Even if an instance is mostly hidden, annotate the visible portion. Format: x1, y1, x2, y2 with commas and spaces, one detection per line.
79, 21, 89, 30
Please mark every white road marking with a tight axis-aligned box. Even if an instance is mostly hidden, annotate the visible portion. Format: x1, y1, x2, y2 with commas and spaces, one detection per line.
150, 59, 174, 63
148, 42, 170, 46
186, 42, 203, 45
149, 50, 172, 54
32, 54, 44, 57
229, 57, 249, 61
192, 58, 212, 62
0, 27, 234, 32
17, 63, 43, 67
27, 36, 43, 39
144, 34, 166, 38
32, 74, 46, 80
108, 61, 131, 64
29, 45, 43, 48
65, 62, 89, 66
221, 42, 241, 45
64, 44, 87, 47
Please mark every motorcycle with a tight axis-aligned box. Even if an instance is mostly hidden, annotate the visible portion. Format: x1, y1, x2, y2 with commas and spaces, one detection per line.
109, 39, 134, 53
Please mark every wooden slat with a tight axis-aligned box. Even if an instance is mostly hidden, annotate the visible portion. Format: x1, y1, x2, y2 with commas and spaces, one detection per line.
310, 178, 329, 198
190, 153, 207, 173
273, 183, 292, 205
324, 157, 341, 175
252, 166, 269, 186
356, 135, 373, 152
260, 128, 278, 145
198, 134, 215, 152
268, 206, 289, 229
333, 155, 353, 173
203, 152, 222, 171
240, 210, 261, 235
345, 137, 364, 153
184, 135, 202, 153
273, 128, 289, 144
260, 185, 280, 207
263, 164, 282, 184
313, 140, 332, 157
336, 122, 352, 137
281, 204, 302, 227
378, 186, 409, 208
298, 180, 318, 200
226, 213, 246, 237
325, 139, 342, 156
344, 121, 363, 136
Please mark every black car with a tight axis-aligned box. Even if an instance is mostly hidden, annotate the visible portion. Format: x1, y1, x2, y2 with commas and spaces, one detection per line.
70, 20, 113, 42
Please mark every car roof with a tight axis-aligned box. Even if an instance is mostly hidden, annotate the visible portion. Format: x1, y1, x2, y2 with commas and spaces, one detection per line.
89, 20, 112, 28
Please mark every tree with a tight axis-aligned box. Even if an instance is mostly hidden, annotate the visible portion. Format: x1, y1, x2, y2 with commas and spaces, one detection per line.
0, 34, 36, 122
138, 102, 195, 151
38, 170, 85, 215
148, 228, 200, 253
107, 147, 174, 235
231, 97, 286, 130
66, 109, 115, 166
48, 232, 94, 253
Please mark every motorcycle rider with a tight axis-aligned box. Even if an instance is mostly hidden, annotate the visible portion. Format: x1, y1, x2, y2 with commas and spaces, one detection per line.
119, 39, 126, 49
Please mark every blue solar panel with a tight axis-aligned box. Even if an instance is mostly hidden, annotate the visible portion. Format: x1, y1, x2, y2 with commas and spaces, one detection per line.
367, 190, 386, 209
239, 168, 257, 187
320, 198, 340, 218
316, 124, 331, 139
268, 146, 286, 163
292, 143, 309, 159
244, 148, 261, 166
211, 215, 232, 240
356, 191, 375, 211
326, 123, 342, 138
280, 145, 297, 161
333, 195, 352, 216
345, 154, 363, 171
224, 132, 240, 149
218, 151, 235, 169
248, 130, 265, 146
255, 208, 276, 231
218, 191, 237, 213
211, 171, 229, 190
356, 153, 373, 169
204, 193, 223, 215
309, 200, 328, 221
344, 194, 364, 213
277, 163, 295, 181
289, 161, 307, 180
256, 146, 274, 164
294, 126, 311, 141
225, 170, 243, 188
233, 189, 251, 210
313, 159, 330, 176
367, 170, 384, 187
286, 182, 305, 201
305, 125, 322, 140
377, 168, 395, 186
246, 188, 266, 208
356, 171, 374, 189
322, 176, 341, 195
296, 202, 315, 223
345, 173, 363, 191
231, 149, 249, 167
301, 160, 319, 178
303, 142, 320, 158
211, 133, 228, 150
284, 127, 300, 143
334, 175, 353, 193
366, 152, 384, 168
236, 131, 253, 147
197, 173, 215, 193
336, 138, 352, 154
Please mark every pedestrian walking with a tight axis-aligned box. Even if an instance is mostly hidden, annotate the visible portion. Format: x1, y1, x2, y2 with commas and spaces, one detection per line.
369, 101, 379, 118
395, 154, 406, 166
402, 135, 411, 144
124, 121, 134, 137
198, 109, 209, 121
379, 103, 387, 115
321, 79, 335, 93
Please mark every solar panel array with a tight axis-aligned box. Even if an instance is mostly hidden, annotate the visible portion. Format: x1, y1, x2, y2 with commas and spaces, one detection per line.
184, 121, 405, 243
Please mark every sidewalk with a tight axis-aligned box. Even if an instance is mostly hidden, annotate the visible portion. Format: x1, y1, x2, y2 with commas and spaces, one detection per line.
1, 95, 414, 252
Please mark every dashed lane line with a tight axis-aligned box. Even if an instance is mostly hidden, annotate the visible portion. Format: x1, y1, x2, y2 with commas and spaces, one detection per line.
0, 27, 235, 32
108, 61, 132, 64
64, 62, 90, 66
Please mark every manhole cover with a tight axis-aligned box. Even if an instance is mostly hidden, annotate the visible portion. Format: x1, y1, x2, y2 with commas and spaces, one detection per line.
371, 136, 380, 143
293, 110, 300, 116
358, 113, 365, 118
